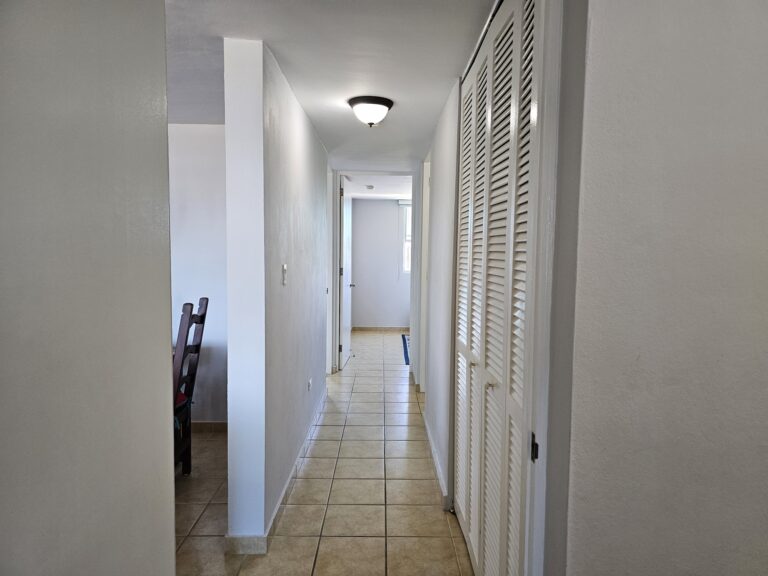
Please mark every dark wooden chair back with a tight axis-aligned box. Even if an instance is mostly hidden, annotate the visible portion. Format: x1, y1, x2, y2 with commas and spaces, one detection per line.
173, 297, 208, 474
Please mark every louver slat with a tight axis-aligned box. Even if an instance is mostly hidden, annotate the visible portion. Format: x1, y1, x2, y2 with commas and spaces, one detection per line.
471, 61, 489, 355
484, 15, 515, 384
455, 354, 469, 519
509, 0, 534, 406
506, 416, 523, 576
483, 386, 505, 576
456, 90, 474, 346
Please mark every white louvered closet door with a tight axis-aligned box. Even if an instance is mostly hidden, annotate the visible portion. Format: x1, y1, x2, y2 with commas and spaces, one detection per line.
454, 79, 475, 551
454, 0, 543, 574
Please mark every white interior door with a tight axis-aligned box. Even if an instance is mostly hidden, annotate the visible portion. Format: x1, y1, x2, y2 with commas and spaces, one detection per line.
339, 190, 353, 368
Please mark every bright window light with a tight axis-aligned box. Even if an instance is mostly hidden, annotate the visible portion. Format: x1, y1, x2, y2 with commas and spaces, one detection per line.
403, 205, 412, 274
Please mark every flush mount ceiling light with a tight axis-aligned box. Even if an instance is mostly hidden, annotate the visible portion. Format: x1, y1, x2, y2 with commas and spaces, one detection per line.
348, 96, 394, 127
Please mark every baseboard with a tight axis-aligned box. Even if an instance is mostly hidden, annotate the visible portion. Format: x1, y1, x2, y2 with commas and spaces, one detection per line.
260, 386, 328, 550
192, 421, 227, 434
225, 535, 267, 555
423, 415, 450, 510
352, 326, 410, 333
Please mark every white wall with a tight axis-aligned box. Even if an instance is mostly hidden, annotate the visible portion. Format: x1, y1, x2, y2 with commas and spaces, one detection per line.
0, 1, 175, 574
224, 40, 329, 545
169, 124, 228, 422
423, 81, 460, 500
352, 200, 411, 328
566, 2, 768, 574
263, 46, 329, 525
224, 38, 267, 543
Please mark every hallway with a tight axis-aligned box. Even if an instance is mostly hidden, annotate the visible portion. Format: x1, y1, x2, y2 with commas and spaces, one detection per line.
176, 331, 472, 575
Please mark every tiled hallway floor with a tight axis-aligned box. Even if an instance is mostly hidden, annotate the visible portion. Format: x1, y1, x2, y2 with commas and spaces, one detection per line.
176, 331, 473, 575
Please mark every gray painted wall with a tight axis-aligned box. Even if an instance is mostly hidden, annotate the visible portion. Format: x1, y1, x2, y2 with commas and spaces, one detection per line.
0, 1, 175, 574
566, 1, 768, 574
352, 200, 411, 328
263, 47, 329, 526
423, 81, 460, 498
169, 124, 228, 422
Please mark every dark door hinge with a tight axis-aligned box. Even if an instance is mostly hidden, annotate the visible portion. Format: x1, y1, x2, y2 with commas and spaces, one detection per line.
338, 344, 343, 352
531, 432, 539, 462
339, 267, 344, 276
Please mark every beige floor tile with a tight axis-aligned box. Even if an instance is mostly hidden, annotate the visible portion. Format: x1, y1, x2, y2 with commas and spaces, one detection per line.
384, 393, 417, 403
385, 426, 427, 441
316, 413, 347, 426
334, 458, 384, 479
352, 384, 383, 393
353, 377, 384, 385
327, 392, 351, 402
321, 401, 349, 414
329, 479, 385, 504
385, 459, 436, 480
326, 382, 353, 392
355, 370, 384, 377
191, 455, 228, 478
312, 426, 344, 440
176, 536, 244, 576
313, 537, 385, 576
347, 402, 384, 414
238, 536, 318, 576
322, 505, 385, 536
210, 481, 228, 504
386, 480, 442, 505
386, 506, 451, 537
274, 505, 326, 536
385, 413, 424, 427
305, 440, 341, 459
342, 426, 384, 441
344, 413, 384, 426
350, 392, 384, 403
385, 441, 429, 458
176, 503, 206, 536
453, 536, 474, 576
447, 512, 462, 538
386, 537, 460, 576
297, 458, 337, 479
175, 476, 225, 504
190, 503, 228, 536
339, 440, 384, 458
288, 479, 332, 505
385, 403, 421, 414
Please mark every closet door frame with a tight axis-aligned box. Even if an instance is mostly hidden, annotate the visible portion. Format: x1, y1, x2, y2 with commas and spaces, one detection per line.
451, 1, 564, 575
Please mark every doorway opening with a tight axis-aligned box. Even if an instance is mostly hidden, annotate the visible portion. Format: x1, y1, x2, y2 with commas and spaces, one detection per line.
334, 172, 413, 371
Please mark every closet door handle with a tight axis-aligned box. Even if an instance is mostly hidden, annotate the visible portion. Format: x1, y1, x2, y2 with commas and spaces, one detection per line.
349, 283, 356, 287
486, 382, 498, 391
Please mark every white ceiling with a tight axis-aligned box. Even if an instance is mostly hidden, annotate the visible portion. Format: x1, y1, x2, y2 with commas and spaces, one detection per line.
165, 0, 492, 171
343, 174, 412, 200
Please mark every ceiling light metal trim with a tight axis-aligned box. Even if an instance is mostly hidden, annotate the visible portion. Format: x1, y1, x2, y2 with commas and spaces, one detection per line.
347, 96, 394, 127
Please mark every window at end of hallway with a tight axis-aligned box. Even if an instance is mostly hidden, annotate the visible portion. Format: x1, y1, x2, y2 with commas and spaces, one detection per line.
403, 204, 412, 274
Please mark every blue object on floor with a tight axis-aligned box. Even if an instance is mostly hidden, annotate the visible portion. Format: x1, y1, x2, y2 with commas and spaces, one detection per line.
402, 334, 410, 365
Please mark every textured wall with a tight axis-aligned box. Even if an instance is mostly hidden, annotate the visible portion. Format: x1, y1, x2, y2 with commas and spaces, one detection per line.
423, 81, 460, 498
567, 2, 768, 574
0, 1, 174, 573
262, 46, 330, 526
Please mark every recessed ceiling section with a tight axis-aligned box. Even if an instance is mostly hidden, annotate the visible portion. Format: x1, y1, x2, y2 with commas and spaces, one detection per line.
343, 174, 412, 200
165, 0, 492, 171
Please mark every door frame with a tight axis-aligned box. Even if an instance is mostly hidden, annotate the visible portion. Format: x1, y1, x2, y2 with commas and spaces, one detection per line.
330, 169, 419, 373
